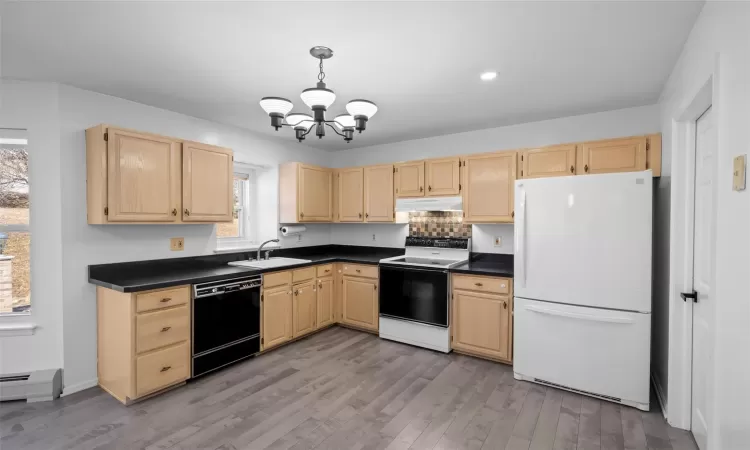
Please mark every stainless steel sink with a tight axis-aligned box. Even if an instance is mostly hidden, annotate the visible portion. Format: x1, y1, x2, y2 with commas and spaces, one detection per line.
228, 257, 312, 269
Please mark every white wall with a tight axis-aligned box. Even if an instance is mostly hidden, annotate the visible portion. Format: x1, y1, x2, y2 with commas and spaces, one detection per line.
0, 81, 65, 377
53, 84, 329, 392
329, 224, 408, 248
330, 105, 661, 253
658, 2, 750, 446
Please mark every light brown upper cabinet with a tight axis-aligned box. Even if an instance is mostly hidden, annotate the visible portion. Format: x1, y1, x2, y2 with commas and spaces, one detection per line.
182, 141, 233, 222
338, 167, 364, 222
520, 144, 577, 179
364, 164, 394, 222
426, 157, 461, 196
394, 161, 425, 197
463, 152, 517, 223
97, 127, 180, 223
279, 162, 333, 223
578, 136, 647, 175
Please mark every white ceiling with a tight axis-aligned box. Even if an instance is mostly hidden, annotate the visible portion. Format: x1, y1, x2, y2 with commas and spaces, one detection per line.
2, 1, 703, 151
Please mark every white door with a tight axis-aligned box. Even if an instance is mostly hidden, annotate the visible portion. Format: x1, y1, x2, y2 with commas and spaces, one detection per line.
514, 172, 652, 312
691, 106, 715, 450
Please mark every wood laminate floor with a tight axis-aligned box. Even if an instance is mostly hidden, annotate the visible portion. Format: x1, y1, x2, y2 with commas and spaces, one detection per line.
0, 327, 697, 450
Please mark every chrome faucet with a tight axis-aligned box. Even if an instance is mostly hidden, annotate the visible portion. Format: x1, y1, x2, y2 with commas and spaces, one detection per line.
257, 239, 280, 261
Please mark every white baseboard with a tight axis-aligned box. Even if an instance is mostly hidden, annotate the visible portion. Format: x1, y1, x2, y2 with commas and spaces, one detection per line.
61, 378, 98, 397
651, 372, 668, 419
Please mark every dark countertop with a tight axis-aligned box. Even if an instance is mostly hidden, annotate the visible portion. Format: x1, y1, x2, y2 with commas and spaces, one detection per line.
88, 245, 404, 293
450, 253, 514, 277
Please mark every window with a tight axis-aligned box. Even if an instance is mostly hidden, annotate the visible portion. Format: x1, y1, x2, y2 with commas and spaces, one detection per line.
0, 129, 30, 315
216, 169, 256, 247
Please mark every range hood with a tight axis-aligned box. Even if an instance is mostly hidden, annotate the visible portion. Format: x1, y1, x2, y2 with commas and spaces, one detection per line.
395, 196, 463, 212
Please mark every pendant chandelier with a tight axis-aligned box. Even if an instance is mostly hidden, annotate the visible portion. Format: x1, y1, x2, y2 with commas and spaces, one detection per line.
259, 46, 378, 143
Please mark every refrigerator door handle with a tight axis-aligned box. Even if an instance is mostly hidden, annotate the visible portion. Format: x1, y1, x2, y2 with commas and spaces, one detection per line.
516, 188, 527, 287
525, 305, 635, 324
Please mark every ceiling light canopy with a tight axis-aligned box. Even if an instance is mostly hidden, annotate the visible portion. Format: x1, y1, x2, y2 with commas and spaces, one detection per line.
480, 71, 498, 81
259, 46, 377, 143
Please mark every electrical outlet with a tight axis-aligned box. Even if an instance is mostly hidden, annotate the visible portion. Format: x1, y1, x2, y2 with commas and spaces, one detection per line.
170, 237, 184, 251
297, 234, 302, 242
494, 236, 502, 247
372, 234, 377, 241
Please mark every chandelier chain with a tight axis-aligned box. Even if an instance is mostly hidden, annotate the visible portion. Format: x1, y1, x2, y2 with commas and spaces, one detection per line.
318, 57, 325, 82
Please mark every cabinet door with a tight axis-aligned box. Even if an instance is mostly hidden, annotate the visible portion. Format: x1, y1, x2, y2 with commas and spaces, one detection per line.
463, 152, 516, 223
426, 157, 460, 196
342, 277, 378, 331
106, 128, 180, 222
298, 164, 333, 221
452, 289, 510, 361
338, 167, 364, 222
317, 277, 334, 328
262, 286, 293, 350
579, 137, 647, 175
182, 141, 233, 222
364, 164, 394, 222
395, 161, 424, 197
521, 144, 576, 179
293, 281, 317, 337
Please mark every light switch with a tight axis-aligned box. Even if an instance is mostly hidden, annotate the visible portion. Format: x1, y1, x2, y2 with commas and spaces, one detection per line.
494, 236, 502, 247
733, 155, 746, 191
170, 237, 184, 251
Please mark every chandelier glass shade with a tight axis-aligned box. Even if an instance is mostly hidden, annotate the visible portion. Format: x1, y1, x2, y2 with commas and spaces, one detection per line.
259, 46, 377, 143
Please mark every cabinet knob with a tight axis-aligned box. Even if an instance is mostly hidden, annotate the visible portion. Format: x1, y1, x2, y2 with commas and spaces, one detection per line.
325, 269, 330, 273
420, 186, 423, 192
160, 366, 171, 372
374, 285, 377, 290
184, 209, 190, 216
358, 213, 362, 218
584, 164, 589, 173
503, 301, 507, 309
294, 290, 299, 296
475, 282, 483, 287
365, 213, 369, 218
160, 298, 172, 303
356, 269, 361, 273
511, 211, 515, 218
300, 212, 305, 218
160, 326, 171, 332
570, 165, 574, 173
172, 208, 177, 216
428, 185, 432, 191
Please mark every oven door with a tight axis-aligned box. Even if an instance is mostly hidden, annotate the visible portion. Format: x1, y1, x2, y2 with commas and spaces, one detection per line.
379, 264, 449, 327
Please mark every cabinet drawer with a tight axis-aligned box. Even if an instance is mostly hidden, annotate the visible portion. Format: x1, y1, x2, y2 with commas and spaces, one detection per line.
263, 271, 291, 288
135, 341, 189, 398
342, 264, 378, 279
316, 264, 334, 277
136, 286, 189, 313
136, 305, 190, 354
452, 275, 511, 294
292, 267, 315, 283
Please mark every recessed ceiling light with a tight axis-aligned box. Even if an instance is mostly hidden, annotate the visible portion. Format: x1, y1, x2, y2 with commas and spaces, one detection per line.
480, 71, 498, 81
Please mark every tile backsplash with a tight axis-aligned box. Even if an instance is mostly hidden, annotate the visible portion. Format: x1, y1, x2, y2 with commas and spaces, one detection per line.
408, 211, 471, 238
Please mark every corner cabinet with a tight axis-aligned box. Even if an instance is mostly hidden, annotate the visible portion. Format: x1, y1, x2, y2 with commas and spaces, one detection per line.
86, 125, 234, 224
279, 162, 333, 223
463, 152, 517, 223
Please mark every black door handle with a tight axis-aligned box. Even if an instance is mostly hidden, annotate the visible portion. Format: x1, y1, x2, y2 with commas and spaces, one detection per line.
681, 291, 698, 303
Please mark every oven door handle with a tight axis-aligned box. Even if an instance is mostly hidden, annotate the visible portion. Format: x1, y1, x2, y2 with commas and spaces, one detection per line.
379, 265, 449, 274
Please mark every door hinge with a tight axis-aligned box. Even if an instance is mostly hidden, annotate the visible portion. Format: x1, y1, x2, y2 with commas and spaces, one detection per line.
104, 206, 109, 216
646, 141, 650, 151
261, 293, 264, 302
459, 184, 462, 191
103, 132, 108, 142
393, 167, 396, 173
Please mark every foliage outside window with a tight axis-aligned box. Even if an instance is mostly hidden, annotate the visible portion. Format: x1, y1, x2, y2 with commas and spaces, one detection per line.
0, 133, 30, 315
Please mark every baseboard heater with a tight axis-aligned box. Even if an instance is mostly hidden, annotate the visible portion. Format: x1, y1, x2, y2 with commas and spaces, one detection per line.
0, 369, 62, 403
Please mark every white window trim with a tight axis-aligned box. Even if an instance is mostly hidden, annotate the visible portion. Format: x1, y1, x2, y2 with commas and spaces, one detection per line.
216, 167, 258, 251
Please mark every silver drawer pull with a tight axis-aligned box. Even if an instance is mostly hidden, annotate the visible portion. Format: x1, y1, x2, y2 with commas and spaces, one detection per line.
160, 326, 171, 332
160, 366, 171, 372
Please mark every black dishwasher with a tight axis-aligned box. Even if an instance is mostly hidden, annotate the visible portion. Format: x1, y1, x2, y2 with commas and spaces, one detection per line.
192, 276, 261, 377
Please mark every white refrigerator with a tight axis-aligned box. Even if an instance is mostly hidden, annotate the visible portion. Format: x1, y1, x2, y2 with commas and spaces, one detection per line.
513, 171, 652, 411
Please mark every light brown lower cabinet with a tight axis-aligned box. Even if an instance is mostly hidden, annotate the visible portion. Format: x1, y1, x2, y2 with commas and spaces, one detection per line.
293, 281, 317, 337
341, 276, 379, 332
451, 275, 513, 364
262, 285, 293, 350
97, 285, 191, 405
317, 277, 335, 328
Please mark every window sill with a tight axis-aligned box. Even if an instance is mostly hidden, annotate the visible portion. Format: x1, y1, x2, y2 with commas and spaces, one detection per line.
0, 322, 37, 337
214, 242, 281, 254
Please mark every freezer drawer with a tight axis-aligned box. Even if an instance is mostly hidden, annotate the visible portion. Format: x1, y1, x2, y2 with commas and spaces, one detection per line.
513, 297, 650, 410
